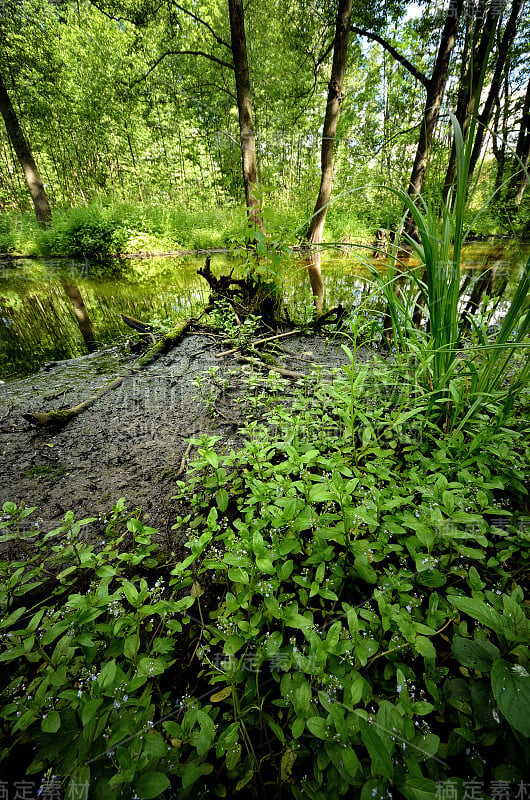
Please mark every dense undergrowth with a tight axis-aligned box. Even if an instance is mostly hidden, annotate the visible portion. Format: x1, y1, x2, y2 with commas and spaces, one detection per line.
0, 201, 369, 258
0, 192, 519, 260
0, 350, 529, 799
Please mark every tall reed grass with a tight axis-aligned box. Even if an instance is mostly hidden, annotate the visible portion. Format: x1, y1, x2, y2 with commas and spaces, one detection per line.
349, 111, 530, 431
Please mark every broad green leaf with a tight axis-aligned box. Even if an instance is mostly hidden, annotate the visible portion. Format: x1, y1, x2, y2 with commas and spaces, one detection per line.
502, 595, 529, 641
122, 580, 139, 607
255, 555, 275, 574
143, 732, 167, 758
41, 710, 61, 733
0, 606, 26, 630
123, 633, 140, 660
226, 743, 241, 771
452, 637, 499, 672
216, 488, 229, 512
283, 609, 311, 630
181, 765, 204, 790
353, 558, 377, 584
211, 686, 232, 703
217, 721, 239, 751
81, 698, 103, 727
223, 634, 245, 655
400, 778, 440, 800
40, 620, 69, 646
98, 659, 117, 690
306, 716, 329, 739
292, 717, 305, 739
342, 745, 360, 778
449, 596, 505, 634
264, 594, 281, 619
136, 657, 167, 678
491, 658, 530, 737
281, 749, 297, 781
235, 770, 253, 791
294, 682, 312, 715
359, 719, 393, 780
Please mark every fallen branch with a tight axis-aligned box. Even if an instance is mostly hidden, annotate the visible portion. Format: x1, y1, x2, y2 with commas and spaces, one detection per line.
121, 314, 157, 345
238, 356, 308, 381
216, 329, 301, 358
22, 319, 190, 428
176, 441, 194, 477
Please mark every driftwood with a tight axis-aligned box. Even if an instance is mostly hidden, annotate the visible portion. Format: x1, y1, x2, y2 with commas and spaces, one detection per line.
22, 319, 190, 428
215, 329, 300, 358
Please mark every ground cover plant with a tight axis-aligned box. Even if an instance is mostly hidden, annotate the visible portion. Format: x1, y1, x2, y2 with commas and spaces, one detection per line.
0, 342, 528, 798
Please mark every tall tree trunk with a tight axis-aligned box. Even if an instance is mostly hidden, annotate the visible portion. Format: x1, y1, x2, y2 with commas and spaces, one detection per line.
404, 0, 463, 237
493, 73, 511, 194
228, 0, 264, 232
442, 0, 501, 203
0, 71, 52, 226
467, 0, 523, 183
306, 0, 353, 313
508, 74, 530, 211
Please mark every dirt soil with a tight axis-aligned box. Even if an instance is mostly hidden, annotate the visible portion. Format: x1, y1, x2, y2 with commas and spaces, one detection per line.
0, 328, 376, 554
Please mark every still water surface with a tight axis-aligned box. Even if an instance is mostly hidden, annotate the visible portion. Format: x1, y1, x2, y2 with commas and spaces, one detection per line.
0, 241, 528, 378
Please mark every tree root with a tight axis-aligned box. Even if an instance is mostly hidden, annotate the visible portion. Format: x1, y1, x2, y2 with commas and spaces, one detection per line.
198, 253, 282, 325
313, 304, 348, 328
22, 319, 190, 428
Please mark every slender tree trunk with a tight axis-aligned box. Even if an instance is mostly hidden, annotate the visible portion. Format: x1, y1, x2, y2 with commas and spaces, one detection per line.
493, 75, 511, 194
0, 71, 52, 226
228, 0, 264, 231
508, 74, 530, 210
306, 0, 353, 313
404, 0, 463, 231
442, 0, 501, 203
467, 0, 522, 182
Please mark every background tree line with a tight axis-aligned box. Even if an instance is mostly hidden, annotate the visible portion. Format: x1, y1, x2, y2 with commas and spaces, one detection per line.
0, 0, 529, 239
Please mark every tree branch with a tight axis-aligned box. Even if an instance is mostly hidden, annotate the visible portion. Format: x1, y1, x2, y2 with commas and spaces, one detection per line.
87, 0, 166, 25
130, 49, 234, 87
170, 1, 231, 49
350, 26, 429, 87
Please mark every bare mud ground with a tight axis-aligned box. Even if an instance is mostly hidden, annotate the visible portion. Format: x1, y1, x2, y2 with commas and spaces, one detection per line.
0, 330, 374, 554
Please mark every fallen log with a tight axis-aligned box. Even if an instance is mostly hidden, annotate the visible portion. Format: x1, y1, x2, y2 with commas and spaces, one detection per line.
121, 314, 157, 345
22, 319, 190, 428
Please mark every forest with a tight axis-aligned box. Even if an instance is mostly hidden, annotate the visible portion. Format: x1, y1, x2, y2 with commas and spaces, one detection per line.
0, 0, 529, 799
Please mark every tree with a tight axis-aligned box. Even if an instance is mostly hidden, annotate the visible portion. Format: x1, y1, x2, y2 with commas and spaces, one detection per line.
466, 0, 523, 185
0, 70, 52, 225
403, 0, 463, 232
227, 0, 264, 231
508, 72, 530, 211
349, 0, 463, 235
442, 0, 509, 202
306, 0, 353, 313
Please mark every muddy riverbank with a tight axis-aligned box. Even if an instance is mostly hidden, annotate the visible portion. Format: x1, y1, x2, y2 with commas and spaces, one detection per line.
0, 329, 371, 554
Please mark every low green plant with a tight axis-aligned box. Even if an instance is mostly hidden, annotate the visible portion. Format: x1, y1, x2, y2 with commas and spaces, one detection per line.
1, 353, 528, 798
208, 298, 261, 349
